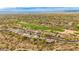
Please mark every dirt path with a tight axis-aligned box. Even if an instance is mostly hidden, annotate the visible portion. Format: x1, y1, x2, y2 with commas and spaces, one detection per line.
59, 29, 77, 34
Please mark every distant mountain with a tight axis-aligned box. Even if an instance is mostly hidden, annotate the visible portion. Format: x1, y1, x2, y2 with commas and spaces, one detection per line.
0, 7, 79, 14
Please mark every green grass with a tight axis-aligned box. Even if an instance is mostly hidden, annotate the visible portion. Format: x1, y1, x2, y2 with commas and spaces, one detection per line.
76, 24, 79, 30
17, 20, 50, 30
73, 24, 79, 31
16, 20, 64, 32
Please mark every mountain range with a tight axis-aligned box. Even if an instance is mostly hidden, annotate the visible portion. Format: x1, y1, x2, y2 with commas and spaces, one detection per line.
0, 7, 79, 13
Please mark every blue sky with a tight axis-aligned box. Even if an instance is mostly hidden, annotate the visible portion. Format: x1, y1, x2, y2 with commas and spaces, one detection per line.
0, 0, 79, 12
0, 7, 79, 12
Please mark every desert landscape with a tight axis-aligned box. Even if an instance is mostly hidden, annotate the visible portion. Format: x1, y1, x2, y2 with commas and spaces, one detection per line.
0, 13, 79, 51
